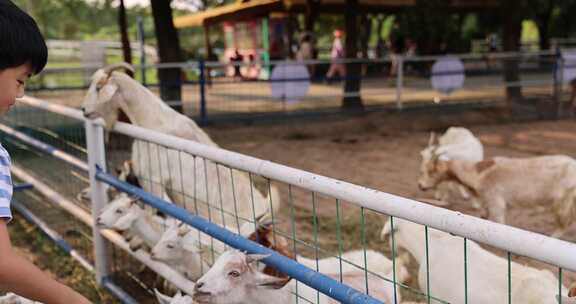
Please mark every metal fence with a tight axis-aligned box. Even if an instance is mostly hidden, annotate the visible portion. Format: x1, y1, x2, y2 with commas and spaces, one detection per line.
24, 49, 575, 124
1, 96, 575, 303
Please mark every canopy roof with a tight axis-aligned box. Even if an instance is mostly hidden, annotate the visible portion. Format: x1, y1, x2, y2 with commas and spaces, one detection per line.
174, 0, 498, 28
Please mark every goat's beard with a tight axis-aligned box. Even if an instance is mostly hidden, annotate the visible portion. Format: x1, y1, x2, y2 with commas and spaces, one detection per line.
100, 107, 120, 131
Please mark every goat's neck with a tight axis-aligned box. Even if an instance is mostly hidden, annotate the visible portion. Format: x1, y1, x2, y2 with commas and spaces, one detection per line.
133, 215, 161, 245
245, 285, 293, 304
116, 76, 176, 129
446, 160, 481, 193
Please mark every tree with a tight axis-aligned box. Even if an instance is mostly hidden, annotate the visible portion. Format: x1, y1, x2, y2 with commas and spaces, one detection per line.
150, 0, 183, 112
501, 0, 523, 104
342, 0, 363, 110
525, 0, 556, 51
118, 0, 133, 72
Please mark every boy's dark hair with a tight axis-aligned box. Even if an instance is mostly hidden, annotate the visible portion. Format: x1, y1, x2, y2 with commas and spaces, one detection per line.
0, 0, 47, 74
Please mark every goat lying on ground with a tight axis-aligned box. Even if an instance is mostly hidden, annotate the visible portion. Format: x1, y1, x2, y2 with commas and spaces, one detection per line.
419, 127, 484, 206
82, 63, 280, 228
381, 217, 568, 304
418, 153, 576, 237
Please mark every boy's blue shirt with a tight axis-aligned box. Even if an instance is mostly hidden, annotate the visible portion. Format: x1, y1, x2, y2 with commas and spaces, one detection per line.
0, 143, 13, 221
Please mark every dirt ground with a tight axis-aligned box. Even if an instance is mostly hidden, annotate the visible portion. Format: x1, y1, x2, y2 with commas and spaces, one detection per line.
205, 106, 576, 299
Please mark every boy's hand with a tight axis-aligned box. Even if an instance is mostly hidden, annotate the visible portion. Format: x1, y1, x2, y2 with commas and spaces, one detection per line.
0, 220, 92, 304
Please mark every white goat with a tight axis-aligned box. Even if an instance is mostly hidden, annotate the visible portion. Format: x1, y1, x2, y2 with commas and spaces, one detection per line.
0, 293, 39, 304
151, 221, 212, 280
154, 289, 194, 304
193, 249, 405, 304
152, 219, 410, 286
381, 217, 568, 304
418, 154, 576, 237
150, 212, 272, 280
419, 127, 484, 205
97, 193, 173, 250
82, 63, 279, 228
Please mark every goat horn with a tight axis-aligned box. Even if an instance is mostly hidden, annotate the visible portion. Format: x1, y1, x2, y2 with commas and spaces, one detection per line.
102, 62, 135, 75
428, 132, 437, 147
245, 253, 270, 264
254, 211, 268, 223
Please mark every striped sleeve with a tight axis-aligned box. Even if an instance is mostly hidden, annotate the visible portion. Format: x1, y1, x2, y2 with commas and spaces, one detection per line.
0, 144, 13, 221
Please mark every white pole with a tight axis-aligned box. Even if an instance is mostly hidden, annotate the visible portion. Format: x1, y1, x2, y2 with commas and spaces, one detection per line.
85, 119, 109, 284
396, 56, 404, 110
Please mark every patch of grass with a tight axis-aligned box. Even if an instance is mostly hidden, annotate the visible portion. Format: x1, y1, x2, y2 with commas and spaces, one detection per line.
8, 213, 119, 304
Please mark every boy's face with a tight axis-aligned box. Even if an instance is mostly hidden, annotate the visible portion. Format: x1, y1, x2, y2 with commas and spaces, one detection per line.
0, 64, 32, 115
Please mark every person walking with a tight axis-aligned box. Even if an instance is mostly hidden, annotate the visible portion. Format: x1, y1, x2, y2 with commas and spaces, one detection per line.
325, 29, 346, 82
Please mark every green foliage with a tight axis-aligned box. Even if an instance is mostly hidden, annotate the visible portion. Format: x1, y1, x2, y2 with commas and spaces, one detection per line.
398, 0, 469, 54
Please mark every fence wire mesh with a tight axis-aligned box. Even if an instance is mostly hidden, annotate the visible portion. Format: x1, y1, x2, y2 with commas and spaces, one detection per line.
23, 51, 575, 124
0, 96, 575, 304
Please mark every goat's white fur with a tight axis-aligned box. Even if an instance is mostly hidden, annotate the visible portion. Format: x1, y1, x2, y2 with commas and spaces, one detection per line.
419, 155, 576, 237
150, 221, 211, 280
0, 293, 39, 304
82, 65, 279, 228
97, 193, 174, 250
381, 217, 568, 303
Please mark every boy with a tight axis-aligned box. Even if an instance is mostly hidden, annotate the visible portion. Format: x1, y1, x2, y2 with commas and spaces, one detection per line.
0, 1, 91, 303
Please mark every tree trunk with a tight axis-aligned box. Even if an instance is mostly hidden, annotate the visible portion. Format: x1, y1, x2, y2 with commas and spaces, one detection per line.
118, 0, 133, 76
360, 14, 371, 59
342, 0, 363, 110
501, 0, 523, 105
304, 0, 320, 33
117, 0, 132, 123
150, 0, 183, 112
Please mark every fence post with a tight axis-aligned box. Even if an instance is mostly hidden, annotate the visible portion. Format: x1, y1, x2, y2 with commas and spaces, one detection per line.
199, 59, 207, 126
396, 56, 404, 110
85, 119, 109, 284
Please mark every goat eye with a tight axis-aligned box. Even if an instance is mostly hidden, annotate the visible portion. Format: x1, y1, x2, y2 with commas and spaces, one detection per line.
228, 270, 240, 277
166, 244, 174, 249
116, 209, 123, 214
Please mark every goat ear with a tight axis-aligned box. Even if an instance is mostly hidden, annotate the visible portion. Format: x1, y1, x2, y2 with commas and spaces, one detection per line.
177, 223, 192, 236
245, 253, 270, 264
255, 272, 290, 289
153, 289, 173, 304
99, 82, 119, 103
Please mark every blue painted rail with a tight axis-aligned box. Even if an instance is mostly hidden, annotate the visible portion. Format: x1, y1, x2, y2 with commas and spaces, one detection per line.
96, 169, 385, 304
